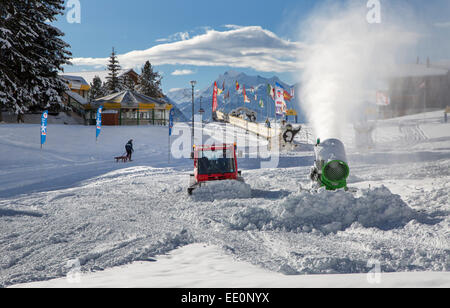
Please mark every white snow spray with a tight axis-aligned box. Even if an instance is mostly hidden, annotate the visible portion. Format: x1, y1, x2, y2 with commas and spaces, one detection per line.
297, 1, 420, 140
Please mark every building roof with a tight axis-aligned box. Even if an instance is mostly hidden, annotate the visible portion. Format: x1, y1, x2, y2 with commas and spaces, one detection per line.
66, 90, 88, 105
61, 75, 90, 86
390, 64, 449, 78
93, 90, 167, 108
432, 60, 450, 71
61, 75, 91, 91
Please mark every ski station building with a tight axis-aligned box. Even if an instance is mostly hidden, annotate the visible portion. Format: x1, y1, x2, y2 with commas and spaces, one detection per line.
59, 70, 177, 126
90, 90, 173, 126
60, 69, 141, 119
384, 60, 450, 117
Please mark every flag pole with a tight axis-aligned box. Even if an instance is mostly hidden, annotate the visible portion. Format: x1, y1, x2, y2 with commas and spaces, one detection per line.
168, 128, 171, 164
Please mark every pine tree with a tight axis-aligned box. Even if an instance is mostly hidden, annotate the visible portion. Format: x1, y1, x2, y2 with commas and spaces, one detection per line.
105, 47, 122, 94
0, 0, 71, 122
121, 74, 136, 91
89, 76, 106, 100
137, 61, 163, 98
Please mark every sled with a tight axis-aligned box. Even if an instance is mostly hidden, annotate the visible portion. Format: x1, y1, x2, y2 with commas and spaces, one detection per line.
115, 156, 129, 163
188, 143, 244, 195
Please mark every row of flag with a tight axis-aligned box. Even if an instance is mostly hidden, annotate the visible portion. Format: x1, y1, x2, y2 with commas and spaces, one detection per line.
41, 107, 105, 147
212, 80, 295, 116
41, 107, 176, 147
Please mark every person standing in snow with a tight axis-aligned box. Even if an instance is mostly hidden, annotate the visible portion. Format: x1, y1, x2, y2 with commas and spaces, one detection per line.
125, 139, 134, 161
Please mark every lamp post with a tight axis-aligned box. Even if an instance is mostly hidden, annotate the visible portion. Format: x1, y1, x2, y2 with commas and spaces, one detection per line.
199, 96, 204, 144
190, 80, 197, 157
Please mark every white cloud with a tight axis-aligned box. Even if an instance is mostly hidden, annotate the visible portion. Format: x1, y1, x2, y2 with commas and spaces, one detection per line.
223, 24, 244, 30
72, 26, 305, 73
156, 31, 191, 43
171, 69, 195, 76
434, 21, 450, 28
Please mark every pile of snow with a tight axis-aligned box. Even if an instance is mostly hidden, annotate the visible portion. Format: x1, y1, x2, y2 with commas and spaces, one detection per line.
191, 180, 252, 201
229, 186, 417, 234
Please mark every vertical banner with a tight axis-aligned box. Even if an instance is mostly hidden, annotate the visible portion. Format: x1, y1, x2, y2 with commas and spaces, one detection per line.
212, 82, 218, 113
259, 99, 264, 108
168, 108, 175, 163
40, 110, 48, 148
96, 106, 103, 141
275, 83, 286, 115
267, 84, 275, 100
169, 108, 175, 137
243, 86, 250, 103
376, 91, 390, 106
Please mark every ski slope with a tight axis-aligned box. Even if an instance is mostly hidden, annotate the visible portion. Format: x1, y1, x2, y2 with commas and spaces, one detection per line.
1, 110, 449, 288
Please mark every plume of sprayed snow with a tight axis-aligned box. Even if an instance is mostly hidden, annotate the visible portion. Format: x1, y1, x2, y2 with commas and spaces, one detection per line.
298, 2, 420, 140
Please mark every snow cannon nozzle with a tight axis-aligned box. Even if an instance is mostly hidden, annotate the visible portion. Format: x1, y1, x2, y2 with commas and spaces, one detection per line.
310, 138, 350, 190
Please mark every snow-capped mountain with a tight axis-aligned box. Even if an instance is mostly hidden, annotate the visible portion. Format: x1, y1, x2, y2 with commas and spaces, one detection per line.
167, 71, 305, 122
162, 96, 189, 122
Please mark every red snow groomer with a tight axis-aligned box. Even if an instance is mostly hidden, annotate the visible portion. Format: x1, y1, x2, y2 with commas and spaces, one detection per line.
188, 143, 244, 195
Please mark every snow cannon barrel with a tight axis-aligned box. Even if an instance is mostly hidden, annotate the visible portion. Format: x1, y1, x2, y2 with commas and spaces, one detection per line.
314, 138, 350, 190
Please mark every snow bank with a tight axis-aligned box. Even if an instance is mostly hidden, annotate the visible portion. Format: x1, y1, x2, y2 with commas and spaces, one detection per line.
191, 180, 252, 201
230, 186, 416, 234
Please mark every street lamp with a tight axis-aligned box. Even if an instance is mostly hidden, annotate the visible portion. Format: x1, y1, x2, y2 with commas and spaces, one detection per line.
190, 80, 197, 158
199, 96, 204, 144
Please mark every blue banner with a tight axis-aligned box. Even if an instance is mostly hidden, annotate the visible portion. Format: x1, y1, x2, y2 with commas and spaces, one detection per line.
40, 111, 48, 146
169, 108, 175, 136
96, 106, 103, 140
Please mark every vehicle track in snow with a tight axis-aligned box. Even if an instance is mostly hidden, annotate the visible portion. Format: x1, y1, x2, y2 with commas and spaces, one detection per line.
1, 162, 448, 287
399, 124, 429, 145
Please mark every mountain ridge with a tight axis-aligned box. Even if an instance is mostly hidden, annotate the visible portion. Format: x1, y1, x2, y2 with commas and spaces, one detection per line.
167, 71, 304, 122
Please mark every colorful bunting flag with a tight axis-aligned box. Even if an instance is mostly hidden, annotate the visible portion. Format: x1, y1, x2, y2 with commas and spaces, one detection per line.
217, 81, 224, 95
243, 86, 250, 103
283, 90, 293, 101
267, 84, 275, 100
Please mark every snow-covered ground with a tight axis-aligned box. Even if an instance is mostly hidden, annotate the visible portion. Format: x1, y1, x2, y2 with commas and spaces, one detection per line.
11, 244, 449, 288
1, 110, 449, 288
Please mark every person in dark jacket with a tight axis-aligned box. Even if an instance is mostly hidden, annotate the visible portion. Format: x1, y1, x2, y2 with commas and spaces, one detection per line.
125, 139, 134, 161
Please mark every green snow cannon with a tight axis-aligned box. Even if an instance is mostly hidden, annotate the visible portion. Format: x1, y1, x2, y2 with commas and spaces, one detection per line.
310, 138, 350, 190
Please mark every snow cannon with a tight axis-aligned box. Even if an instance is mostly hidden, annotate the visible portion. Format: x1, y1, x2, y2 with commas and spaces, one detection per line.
310, 138, 350, 190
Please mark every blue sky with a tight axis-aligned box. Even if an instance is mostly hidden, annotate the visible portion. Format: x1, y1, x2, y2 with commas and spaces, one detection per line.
57, 0, 450, 92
